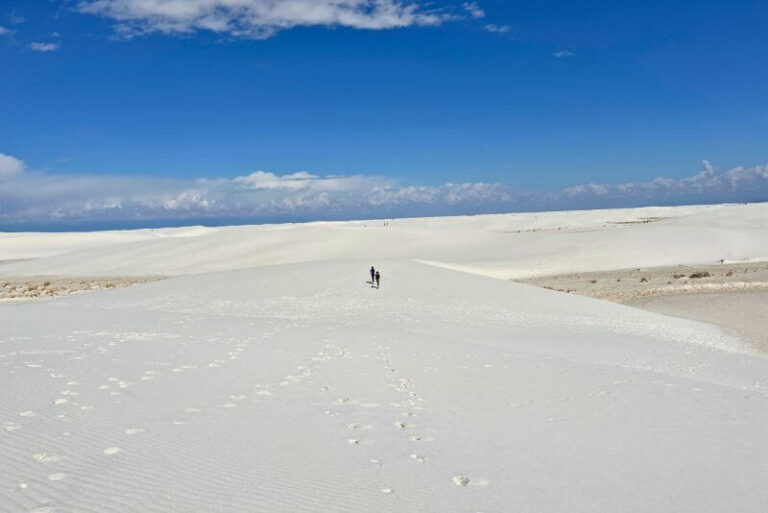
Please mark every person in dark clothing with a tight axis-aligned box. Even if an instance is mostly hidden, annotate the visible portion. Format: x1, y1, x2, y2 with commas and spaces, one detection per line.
370, 266, 375, 284
375, 270, 381, 289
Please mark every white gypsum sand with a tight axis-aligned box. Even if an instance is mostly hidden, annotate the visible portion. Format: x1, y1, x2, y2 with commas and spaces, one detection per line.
0, 202, 767, 512
2, 202, 767, 279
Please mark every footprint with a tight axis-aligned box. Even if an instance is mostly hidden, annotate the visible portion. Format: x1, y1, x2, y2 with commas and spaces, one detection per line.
409, 453, 425, 463
393, 422, 406, 429
411, 435, 434, 442
381, 488, 395, 495
452, 475, 470, 487
33, 453, 61, 463
347, 439, 360, 445
104, 447, 122, 456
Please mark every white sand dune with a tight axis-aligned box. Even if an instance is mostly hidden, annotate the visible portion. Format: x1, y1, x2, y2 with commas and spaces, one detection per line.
2, 203, 767, 279
1, 203, 767, 512
0, 226, 212, 262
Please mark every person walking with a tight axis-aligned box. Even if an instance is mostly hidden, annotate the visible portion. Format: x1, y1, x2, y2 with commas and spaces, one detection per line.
375, 270, 381, 289
370, 266, 376, 284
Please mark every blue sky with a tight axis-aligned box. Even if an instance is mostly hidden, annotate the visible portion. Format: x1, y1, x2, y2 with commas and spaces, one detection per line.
1, 0, 767, 229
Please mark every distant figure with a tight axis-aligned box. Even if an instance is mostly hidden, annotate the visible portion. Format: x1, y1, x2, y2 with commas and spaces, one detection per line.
370, 266, 375, 283
375, 270, 381, 289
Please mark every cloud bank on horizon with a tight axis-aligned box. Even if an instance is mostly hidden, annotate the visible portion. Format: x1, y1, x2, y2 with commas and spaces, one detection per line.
79, 0, 453, 39
1, 153, 767, 229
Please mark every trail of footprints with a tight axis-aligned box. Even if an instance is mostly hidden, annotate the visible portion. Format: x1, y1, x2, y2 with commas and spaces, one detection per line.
5, 328, 480, 506
3, 327, 277, 493
312, 341, 478, 497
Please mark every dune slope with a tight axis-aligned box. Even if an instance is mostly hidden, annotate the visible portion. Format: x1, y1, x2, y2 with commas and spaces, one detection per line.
1, 261, 767, 512
2, 203, 767, 279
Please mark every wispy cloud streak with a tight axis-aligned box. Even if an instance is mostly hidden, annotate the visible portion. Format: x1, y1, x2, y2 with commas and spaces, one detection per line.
28, 42, 60, 52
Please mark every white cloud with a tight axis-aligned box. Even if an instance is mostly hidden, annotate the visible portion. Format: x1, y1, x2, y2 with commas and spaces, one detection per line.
0, 25, 13, 36
553, 50, 574, 58
79, 0, 451, 39
484, 23, 510, 34
1, 154, 766, 227
462, 2, 485, 19
557, 161, 768, 207
233, 170, 386, 192
0, 153, 515, 224
0, 154, 25, 178
28, 42, 60, 52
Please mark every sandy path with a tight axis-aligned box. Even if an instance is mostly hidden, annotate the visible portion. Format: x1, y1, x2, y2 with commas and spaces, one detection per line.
628, 291, 768, 353
519, 261, 768, 353
518, 261, 768, 302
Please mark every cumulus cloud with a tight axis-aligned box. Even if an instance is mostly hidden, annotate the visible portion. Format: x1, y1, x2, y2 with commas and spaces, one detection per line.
0, 25, 13, 36
1, 155, 767, 228
0, 154, 25, 178
0, 154, 516, 225
557, 161, 768, 208
233, 170, 388, 192
553, 50, 573, 58
462, 2, 485, 19
28, 42, 60, 52
78, 0, 451, 39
